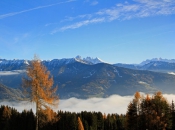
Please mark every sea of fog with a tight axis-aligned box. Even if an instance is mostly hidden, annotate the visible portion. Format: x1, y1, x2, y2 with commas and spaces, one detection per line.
1, 94, 175, 114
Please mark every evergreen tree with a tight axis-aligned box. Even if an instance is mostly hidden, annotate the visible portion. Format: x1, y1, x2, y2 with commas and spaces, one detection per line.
9, 107, 20, 130
126, 92, 141, 130
96, 112, 104, 130
151, 92, 171, 129
171, 100, 175, 130
117, 114, 126, 130
126, 101, 138, 130
0, 106, 11, 130
140, 94, 151, 129
140, 92, 171, 130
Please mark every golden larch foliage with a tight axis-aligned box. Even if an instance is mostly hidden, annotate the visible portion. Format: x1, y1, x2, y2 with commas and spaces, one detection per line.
78, 117, 84, 130
22, 55, 59, 130
134, 91, 141, 102
103, 113, 107, 119
146, 94, 151, 101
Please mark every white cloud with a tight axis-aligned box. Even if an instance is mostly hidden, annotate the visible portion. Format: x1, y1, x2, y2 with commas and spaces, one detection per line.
0, 95, 132, 114
0, 70, 25, 75
0, 101, 36, 113
1, 93, 175, 114
60, 14, 93, 23
56, 0, 175, 31
0, 0, 76, 19
168, 72, 175, 75
91, 1, 98, 6
53, 18, 105, 33
45, 23, 58, 27
59, 95, 132, 114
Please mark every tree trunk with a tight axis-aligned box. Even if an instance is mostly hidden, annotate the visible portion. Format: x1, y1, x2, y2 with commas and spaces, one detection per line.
36, 85, 39, 130
36, 100, 38, 130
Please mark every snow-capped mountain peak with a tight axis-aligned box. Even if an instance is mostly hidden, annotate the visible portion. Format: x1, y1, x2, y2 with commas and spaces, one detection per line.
74, 55, 105, 64
0, 56, 105, 71
140, 58, 175, 65
83, 57, 104, 64
75, 55, 82, 60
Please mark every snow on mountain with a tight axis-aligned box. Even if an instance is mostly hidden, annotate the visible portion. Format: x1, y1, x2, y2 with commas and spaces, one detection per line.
0, 56, 106, 71
0, 59, 29, 65
83, 57, 104, 64
43, 58, 76, 67
168, 72, 175, 75
74, 55, 89, 64
1, 57, 174, 72
0, 59, 29, 71
75, 55, 105, 64
44, 55, 105, 66
0, 70, 26, 75
140, 58, 175, 65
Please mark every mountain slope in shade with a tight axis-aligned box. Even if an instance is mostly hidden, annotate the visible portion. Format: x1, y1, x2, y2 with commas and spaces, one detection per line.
0, 83, 25, 101
0, 62, 175, 99
52, 62, 175, 98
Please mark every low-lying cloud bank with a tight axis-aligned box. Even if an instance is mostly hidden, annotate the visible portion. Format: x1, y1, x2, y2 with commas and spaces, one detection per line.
59, 95, 132, 114
0, 70, 25, 75
1, 94, 175, 114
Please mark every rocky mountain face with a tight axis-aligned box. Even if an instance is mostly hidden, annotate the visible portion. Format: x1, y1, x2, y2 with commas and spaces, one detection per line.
0, 57, 175, 99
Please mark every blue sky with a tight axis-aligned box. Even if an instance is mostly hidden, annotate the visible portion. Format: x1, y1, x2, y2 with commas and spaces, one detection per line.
0, 0, 175, 64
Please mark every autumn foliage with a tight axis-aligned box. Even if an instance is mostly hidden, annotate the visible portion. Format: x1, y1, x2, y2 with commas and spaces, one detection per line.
126, 91, 171, 130
78, 117, 84, 130
23, 56, 58, 130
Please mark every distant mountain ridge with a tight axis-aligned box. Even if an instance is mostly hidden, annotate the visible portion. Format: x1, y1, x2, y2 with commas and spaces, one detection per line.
0, 56, 105, 71
1, 57, 174, 71
114, 58, 175, 73
140, 58, 175, 65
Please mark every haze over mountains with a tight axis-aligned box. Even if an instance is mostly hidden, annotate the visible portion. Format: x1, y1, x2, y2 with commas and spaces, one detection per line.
0, 56, 175, 100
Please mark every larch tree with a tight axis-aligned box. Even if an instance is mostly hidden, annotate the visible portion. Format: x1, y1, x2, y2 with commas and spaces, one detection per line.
78, 117, 84, 130
149, 91, 171, 129
23, 56, 58, 130
138, 91, 170, 130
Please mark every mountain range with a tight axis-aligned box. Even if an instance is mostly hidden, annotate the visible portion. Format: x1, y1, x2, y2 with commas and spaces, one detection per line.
114, 58, 175, 72
0, 56, 175, 99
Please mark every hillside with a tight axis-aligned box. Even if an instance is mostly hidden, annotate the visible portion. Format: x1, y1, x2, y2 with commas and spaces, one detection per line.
0, 59, 175, 99
0, 83, 25, 101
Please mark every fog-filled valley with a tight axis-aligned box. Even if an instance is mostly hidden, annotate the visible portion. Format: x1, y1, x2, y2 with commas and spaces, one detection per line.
1, 93, 175, 114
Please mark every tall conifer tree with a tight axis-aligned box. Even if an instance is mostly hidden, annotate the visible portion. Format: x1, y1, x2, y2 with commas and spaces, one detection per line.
23, 55, 58, 130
